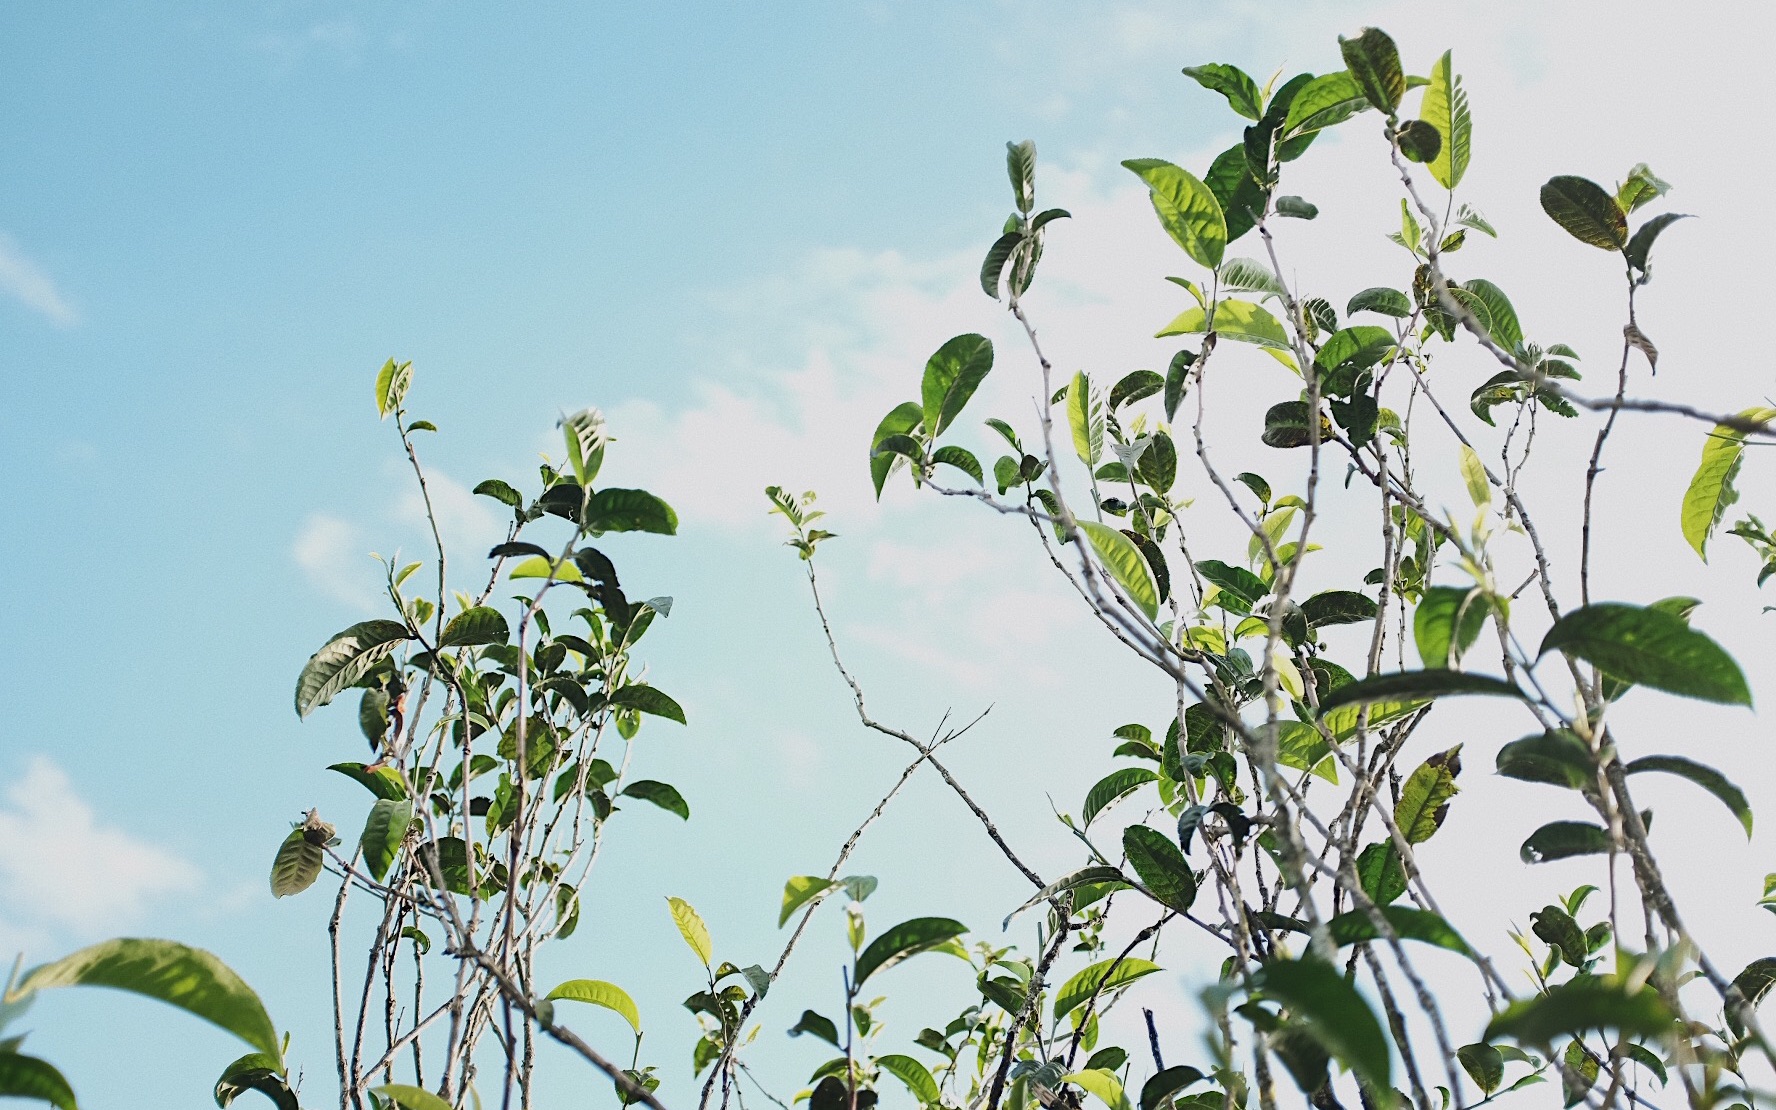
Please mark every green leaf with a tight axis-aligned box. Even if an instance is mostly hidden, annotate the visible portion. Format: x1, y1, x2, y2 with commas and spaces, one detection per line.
1457, 1044, 1504, 1096
374, 1085, 453, 1110
981, 231, 1022, 299
561, 408, 609, 486
620, 780, 690, 820
666, 897, 713, 967
0, 1052, 77, 1110
1728, 957, 1776, 1036
1357, 842, 1408, 905
1420, 51, 1470, 189
1625, 755, 1751, 837
1274, 196, 1318, 219
788, 1009, 841, 1047
1616, 163, 1671, 213
1338, 27, 1404, 113
1079, 522, 1160, 622
1218, 257, 1286, 298
473, 478, 523, 508
359, 799, 412, 882
920, 334, 995, 439
1530, 904, 1588, 967
1300, 590, 1377, 627
1413, 585, 1488, 668
1495, 731, 1594, 791
1139, 1066, 1205, 1110
1394, 119, 1441, 163
1195, 560, 1268, 607
870, 401, 924, 498
1519, 821, 1611, 864
1316, 670, 1520, 716
1395, 746, 1461, 844
1082, 767, 1158, 827
508, 555, 582, 582
1626, 212, 1691, 273
294, 620, 412, 719
358, 688, 390, 748
1461, 279, 1522, 353
1122, 159, 1227, 269
546, 979, 642, 1036
1281, 72, 1369, 138
1067, 371, 1105, 467
779, 876, 840, 927
269, 826, 324, 898
1313, 326, 1395, 378
1326, 905, 1470, 954
1062, 1069, 1131, 1110
1275, 722, 1337, 784
438, 606, 509, 648
932, 445, 983, 485
413, 837, 476, 896
854, 917, 967, 984
1538, 603, 1750, 706
1181, 64, 1262, 120
1485, 978, 1674, 1046
609, 684, 687, 723
1122, 825, 1197, 913
1109, 370, 1166, 411
375, 358, 412, 419
1346, 287, 1411, 318
1260, 402, 1319, 449
1540, 176, 1628, 252
878, 1054, 942, 1106
1053, 958, 1162, 1021
1622, 1043, 1668, 1087
1007, 140, 1036, 213
328, 762, 408, 801
1255, 957, 1392, 1090
10, 939, 280, 1061
1003, 867, 1129, 930
1203, 143, 1265, 244
1156, 299, 1292, 352
214, 1052, 298, 1110
1681, 410, 1776, 559
586, 488, 678, 536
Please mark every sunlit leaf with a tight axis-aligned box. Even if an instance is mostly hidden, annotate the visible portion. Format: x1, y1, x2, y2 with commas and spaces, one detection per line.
1540, 176, 1627, 252
1123, 159, 1227, 269
854, 918, 967, 984
546, 979, 641, 1036
359, 799, 412, 882
1079, 521, 1160, 622
1420, 50, 1470, 188
438, 606, 509, 648
1538, 603, 1750, 706
1486, 978, 1674, 1045
294, 620, 411, 719
1082, 767, 1159, 827
1681, 409, 1776, 559
667, 897, 713, 967
1255, 956, 1391, 1089
1053, 958, 1162, 1021
921, 334, 995, 439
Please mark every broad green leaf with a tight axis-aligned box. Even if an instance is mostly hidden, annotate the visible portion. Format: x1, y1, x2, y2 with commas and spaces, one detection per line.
878, 1055, 942, 1105
1109, 369, 1166, 411
375, 1085, 453, 1110
1321, 695, 1426, 741
1313, 326, 1395, 377
788, 1009, 841, 1047
561, 408, 608, 486
1625, 755, 1751, 836
1316, 670, 1521, 716
1053, 958, 1162, 1021
1255, 957, 1391, 1089
214, 1052, 298, 1110
780, 876, 840, 927
1261, 401, 1320, 449
294, 620, 411, 719
1519, 821, 1611, 864
1139, 1066, 1205, 1110
1181, 64, 1262, 120
1457, 1044, 1504, 1096
1079, 522, 1160, 621
438, 606, 509, 648
1420, 50, 1470, 188
359, 799, 412, 882
1485, 978, 1674, 1046
1217, 257, 1286, 299
1626, 212, 1691, 273
10, 939, 280, 1060
1681, 409, 1776, 559
1395, 746, 1461, 844
1082, 767, 1158, 827
870, 401, 924, 498
413, 837, 476, 896
270, 825, 325, 898
1339, 27, 1404, 112
1325, 905, 1470, 954
666, 897, 713, 967
1346, 287, 1411, 318
1003, 866, 1130, 930
854, 917, 967, 984
1275, 721, 1337, 784
374, 358, 412, 419
1122, 825, 1197, 913
1540, 176, 1627, 252
328, 762, 408, 800
920, 334, 995, 438
358, 688, 390, 747
609, 684, 687, 723
1062, 1069, 1131, 1110
1357, 842, 1408, 905
1067, 371, 1105, 467
1413, 585, 1488, 668
0, 1052, 76, 1110
1495, 731, 1594, 791
932, 445, 983, 485
1156, 299, 1291, 352
546, 979, 641, 1036
1538, 603, 1750, 706
508, 555, 582, 582
1394, 119, 1441, 163
1122, 159, 1227, 269
473, 478, 523, 508
1461, 279, 1522, 352
1728, 957, 1776, 1035
1195, 559, 1267, 607
1281, 72, 1369, 138
1203, 143, 1265, 244
586, 488, 678, 536
1007, 140, 1036, 212
1530, 905, 1588, 967
620, 780, 690, 820
1300, 590, 1377, 627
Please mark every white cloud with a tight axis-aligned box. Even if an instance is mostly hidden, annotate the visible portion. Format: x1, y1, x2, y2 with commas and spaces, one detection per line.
293, 512, 381, 612
396, 467, 505, 562
0, 758, 200, 957
0, 233, 76, 327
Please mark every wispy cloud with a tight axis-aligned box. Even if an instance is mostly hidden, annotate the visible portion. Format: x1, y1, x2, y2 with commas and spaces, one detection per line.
293, 512, 381, 612
0, 758, 200, 958
0, 233, 77, 327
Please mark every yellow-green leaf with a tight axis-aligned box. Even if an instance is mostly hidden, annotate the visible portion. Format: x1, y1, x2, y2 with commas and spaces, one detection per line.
1067, 371, 1104, 467
1420, 50, 1470, 190
1079, 522, 1160, 621
1156, 299, 1291, 352
1681, 408, 1776, 559
666, 896, 713, 967
545, 979, 642, 1036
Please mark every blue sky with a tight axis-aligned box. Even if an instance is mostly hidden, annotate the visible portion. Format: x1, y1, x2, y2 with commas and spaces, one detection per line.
7, 1, 1776, 1107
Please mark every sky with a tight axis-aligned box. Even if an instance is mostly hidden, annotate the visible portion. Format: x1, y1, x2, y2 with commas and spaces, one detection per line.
6, 1, 1776, 1107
